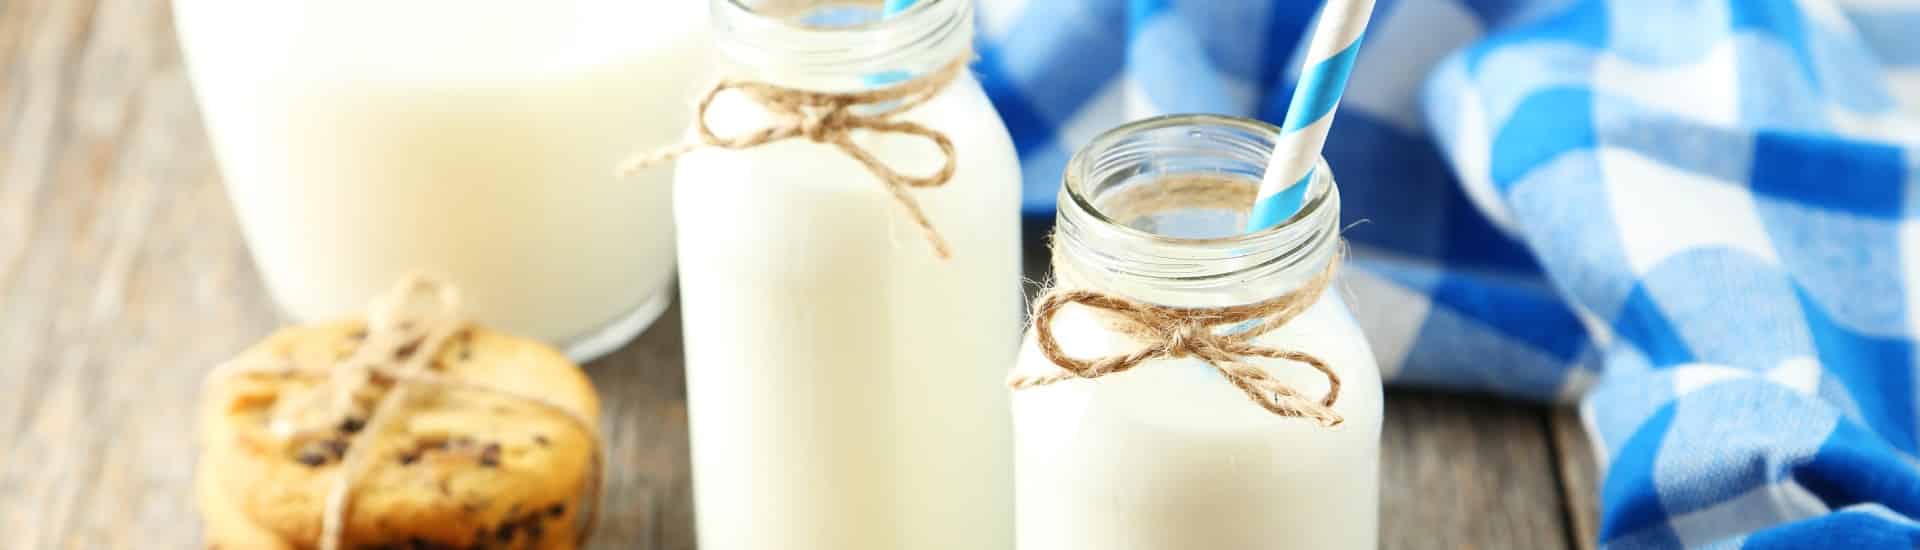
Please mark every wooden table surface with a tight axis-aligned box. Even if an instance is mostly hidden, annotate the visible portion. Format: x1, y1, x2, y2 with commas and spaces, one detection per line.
0, 1, 1602, 548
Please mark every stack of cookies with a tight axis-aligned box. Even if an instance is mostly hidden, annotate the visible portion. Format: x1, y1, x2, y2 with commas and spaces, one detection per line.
198, 313, 601, 550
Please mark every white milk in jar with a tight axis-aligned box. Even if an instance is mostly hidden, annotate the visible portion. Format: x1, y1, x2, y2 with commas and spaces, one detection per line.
172, 0, 707, 359
1010, 115, 1383, 550
668, 1, 1021, 549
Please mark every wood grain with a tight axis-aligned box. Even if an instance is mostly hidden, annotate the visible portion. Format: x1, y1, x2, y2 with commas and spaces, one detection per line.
0, 0, 1591, 548
1380, 391, 1574, 550
580, 306, 697, 550
1552, 407, 1603, 550
1, 2, 277, 549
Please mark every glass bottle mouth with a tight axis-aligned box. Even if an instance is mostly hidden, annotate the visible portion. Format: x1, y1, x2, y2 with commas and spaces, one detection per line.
1054, 114, 1342, 302
713, 0, 971, 82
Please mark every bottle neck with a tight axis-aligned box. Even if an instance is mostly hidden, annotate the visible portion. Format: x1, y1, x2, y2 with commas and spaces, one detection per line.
1053, 114, 1343, 310
711, 0, 973, 91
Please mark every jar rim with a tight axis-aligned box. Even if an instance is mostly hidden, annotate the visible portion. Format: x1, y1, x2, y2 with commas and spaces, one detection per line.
1053, 113, 1342, 299
712, 0, 971, 80
1062, 114, 1336, 248
723, 0, 944, 30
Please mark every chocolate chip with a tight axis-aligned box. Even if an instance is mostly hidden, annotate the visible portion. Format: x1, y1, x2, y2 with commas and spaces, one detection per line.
399, 452, 420, 465
524, 522, 543, 540
395, 338, 423, 359
339, 417, 365, 434
533, 435, 549, 447
495, 523, 517, 541
546, 503, 565, 518
296, 451, 327, 467
323, 439, 349, 458
347, 328, 368, 341
478, 443, 501, 467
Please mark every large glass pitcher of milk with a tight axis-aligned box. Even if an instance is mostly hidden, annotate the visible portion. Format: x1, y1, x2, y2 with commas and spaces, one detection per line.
173, 0, 706, 360
1010, 115, 1384, 550
670, 0, 1022, 548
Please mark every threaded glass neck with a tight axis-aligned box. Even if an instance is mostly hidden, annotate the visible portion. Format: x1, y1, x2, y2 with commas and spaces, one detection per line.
712, 0, 972, 90
1054, 114, 1342, 308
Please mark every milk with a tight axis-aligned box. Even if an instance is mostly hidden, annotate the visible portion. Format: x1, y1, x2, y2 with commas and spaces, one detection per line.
1011, 296, 1383, 549
1010, 115, 1382, 550
672, 2, 1021, 548
172, 0, 707, 357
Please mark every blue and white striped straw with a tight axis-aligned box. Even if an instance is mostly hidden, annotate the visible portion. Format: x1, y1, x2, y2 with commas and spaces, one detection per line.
1246, 0, 1376, 232
883, 0, 916, 15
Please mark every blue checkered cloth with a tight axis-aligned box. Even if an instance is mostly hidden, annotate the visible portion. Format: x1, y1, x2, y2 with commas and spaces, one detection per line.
975, 0, 1920, 547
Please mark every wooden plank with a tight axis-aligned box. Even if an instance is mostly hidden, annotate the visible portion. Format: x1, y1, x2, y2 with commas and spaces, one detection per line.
1380, 391, 1572, 550
1552, 407, 1603, 550
0, 1, 277, 548
580, 306, 697, 550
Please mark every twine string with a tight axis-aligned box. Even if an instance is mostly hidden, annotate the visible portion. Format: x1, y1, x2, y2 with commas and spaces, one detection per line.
617, 56, 973, 259
1008, 252, 1347, 427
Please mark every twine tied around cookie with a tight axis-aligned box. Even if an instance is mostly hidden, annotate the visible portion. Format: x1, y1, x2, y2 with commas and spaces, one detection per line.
1008, 252, 1347, 427
617, 56, 971, 259
205, 275, 604, 550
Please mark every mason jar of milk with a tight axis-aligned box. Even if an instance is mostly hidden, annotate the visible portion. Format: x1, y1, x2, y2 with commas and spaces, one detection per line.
667, 0, 1021, 549
172, 0, 706, 360
1009, 115, 1383, 550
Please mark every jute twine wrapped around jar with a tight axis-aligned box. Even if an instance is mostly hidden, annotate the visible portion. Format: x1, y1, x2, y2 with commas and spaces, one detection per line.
1008, 176, 1347, 427
619, 55, 973, 259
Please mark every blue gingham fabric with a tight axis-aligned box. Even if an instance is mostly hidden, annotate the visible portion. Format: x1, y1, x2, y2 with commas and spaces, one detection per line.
974, 0, 1920, 547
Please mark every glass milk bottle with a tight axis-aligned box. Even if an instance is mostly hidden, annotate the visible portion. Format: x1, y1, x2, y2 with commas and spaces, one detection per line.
1010, 115, 1383, 550
668, 0, 1021, 549
172, 0, 706, 360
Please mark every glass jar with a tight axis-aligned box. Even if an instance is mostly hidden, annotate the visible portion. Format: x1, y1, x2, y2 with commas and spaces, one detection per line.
672, 1, 1021, 549
1011, 115, 1383, 550
172, 0, 706, 360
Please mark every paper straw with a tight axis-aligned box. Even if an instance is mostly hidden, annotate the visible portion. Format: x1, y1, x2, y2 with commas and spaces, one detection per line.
1246, 0, 1375, 232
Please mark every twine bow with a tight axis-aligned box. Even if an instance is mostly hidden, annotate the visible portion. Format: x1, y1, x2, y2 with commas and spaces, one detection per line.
205, 275, 603, 550
1009, 253, 1347, 427
618, 56, 971, 259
